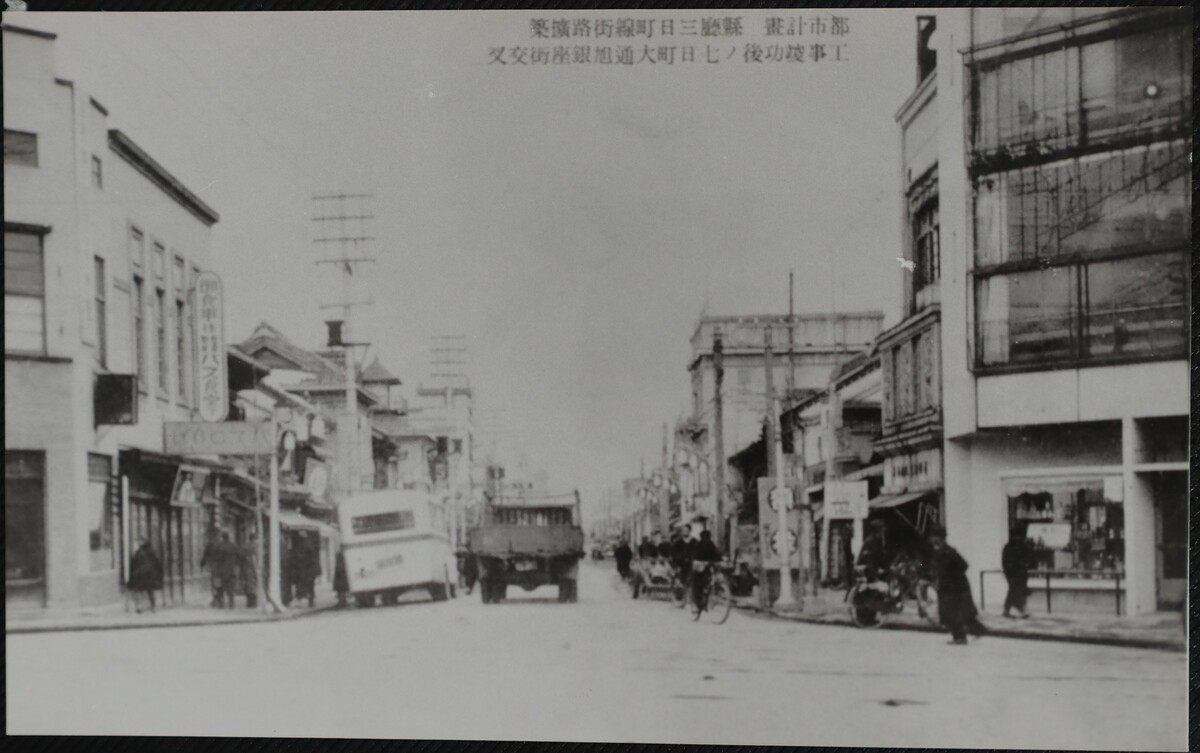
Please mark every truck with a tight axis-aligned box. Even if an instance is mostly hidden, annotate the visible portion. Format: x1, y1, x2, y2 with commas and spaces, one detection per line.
466, 491, 585, 604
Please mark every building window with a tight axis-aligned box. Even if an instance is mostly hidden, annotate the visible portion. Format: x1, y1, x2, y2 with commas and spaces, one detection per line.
5, 451, 46, 585
133, 276, 146, 388
4, 228, 46, 354
912, 200, 940, 292
153, 242, 166, 281
970, 21, 1189, 162
156, 289, 168, 394
94, 256, 107, 367
3, 130, 38, 167
176, 299, 188, 403
1005, 477, 1124, 575
91, 155, 103, 189
129, 227, 145, 270
87, 453, 116, 573
973, 141, 1189, 267
975, 249, 1187, 368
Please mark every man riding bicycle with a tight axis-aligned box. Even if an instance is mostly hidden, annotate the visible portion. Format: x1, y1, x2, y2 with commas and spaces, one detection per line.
690, 529, 722, 607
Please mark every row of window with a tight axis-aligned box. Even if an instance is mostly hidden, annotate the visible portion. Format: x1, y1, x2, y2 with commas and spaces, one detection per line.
971, 23, 1190, 161
974, 249, 1188, 368
3, 224, 198, 412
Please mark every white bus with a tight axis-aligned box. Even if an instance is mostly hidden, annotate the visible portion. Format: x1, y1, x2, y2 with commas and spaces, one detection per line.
336, 490, 457, 608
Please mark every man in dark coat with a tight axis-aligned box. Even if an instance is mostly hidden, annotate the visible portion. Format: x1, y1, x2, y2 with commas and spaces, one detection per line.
201, 531, 239, 609
128, 538, 164, 613
334, 548, 350, 606
459, 547, 479, 595
928, 526, 987, 644
689, 529, 722, 606
240, 535, 259, 609
292, 532, 321, 607
1002, 525, 1032, 619
613, 537, 633, 580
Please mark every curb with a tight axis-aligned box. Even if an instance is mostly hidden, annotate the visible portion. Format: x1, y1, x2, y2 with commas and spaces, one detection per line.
732, 602, 1185, 653
5, 602, 340, 635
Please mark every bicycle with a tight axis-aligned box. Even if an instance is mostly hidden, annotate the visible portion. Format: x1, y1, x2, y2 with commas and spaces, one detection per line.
845, 557, 939, 629
688, 560, 734, 625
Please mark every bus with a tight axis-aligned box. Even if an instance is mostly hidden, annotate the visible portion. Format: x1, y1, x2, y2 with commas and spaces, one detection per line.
336, 489, 457, 608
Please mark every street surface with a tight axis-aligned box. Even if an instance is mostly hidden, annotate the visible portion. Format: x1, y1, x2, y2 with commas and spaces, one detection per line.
6, 561, 1186, 749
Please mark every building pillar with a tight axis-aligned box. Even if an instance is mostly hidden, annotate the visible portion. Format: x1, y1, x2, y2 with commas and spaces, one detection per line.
1122, 417, 1155, 615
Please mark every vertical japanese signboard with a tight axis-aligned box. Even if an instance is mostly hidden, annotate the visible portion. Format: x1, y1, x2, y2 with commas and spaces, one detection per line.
194, 271, 228, 422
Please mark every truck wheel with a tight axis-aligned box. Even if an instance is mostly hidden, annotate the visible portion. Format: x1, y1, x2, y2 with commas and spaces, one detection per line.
355, 594, 375, 608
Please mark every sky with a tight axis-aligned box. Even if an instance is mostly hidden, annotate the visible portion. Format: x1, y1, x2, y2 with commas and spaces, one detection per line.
16, 10, 924, 514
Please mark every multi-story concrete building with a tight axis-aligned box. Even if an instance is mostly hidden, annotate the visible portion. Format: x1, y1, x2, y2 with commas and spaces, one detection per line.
4, 24, 223, 609
687, 312, 883, 533
938, 7, 1189, 615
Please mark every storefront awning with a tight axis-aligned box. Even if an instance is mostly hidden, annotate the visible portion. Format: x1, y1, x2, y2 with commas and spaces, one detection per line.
869, 490, 931, 511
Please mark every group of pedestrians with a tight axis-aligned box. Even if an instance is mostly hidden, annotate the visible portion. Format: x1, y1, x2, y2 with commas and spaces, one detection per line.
124, 528, 326, 613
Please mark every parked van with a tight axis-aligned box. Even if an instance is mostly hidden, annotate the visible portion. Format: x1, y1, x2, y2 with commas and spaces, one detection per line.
336, 490, 457, 607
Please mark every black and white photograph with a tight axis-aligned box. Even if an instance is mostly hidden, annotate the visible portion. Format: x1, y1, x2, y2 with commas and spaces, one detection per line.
2, 6, 1190, 749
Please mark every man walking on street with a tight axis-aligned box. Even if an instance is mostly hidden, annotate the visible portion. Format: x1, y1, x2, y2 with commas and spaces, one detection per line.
201, 531, 238, 609
1002, 524, 1032, 619
614, 537, 633, 580
928, 526, 987, 645
128, 537, 164, 613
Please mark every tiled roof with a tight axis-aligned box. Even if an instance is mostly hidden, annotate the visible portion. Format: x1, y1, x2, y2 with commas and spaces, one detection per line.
237, 322, 345, 383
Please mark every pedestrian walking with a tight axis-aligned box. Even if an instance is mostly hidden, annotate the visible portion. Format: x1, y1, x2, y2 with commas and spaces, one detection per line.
293, 532, 321, 607
240, 534, 259, 609
334, 548, 350, 607
1002, 524, 1032, 619
928, 526, 987, 645
128, 537, 164, 613
614, 537, 633, 580
201, 531, 239, 609
459, 548, 479, 595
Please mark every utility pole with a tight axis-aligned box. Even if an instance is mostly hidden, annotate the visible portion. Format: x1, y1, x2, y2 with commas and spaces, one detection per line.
312, 192, 376, 496
760, 327, 775, 605
788, 270, 796, 400
712, 327, 726, 555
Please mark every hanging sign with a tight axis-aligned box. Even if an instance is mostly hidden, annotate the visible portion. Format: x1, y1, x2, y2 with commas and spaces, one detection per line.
194, 271, 228, 422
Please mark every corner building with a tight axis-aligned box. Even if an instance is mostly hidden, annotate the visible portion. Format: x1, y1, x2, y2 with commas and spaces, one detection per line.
937, 8, 1189, 615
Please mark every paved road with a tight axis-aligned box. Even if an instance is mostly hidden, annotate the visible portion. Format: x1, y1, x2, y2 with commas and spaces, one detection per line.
6, 561, 1186, 749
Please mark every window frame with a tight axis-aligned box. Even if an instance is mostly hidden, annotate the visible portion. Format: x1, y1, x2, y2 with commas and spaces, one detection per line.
4, 225, 49, 356
91, 154, 103, 189
3, 129, 38, 167
94, 256, 107, 367
156, 287, 169, 396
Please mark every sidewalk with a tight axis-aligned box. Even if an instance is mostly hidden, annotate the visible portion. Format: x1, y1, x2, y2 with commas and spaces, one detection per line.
733, 587, 1186, 652
6, 582, 341, 635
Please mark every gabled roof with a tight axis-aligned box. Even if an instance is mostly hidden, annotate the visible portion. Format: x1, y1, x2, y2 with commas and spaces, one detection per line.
237, 322, 345, 383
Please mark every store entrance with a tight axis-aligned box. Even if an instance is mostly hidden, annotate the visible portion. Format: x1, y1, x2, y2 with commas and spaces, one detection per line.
1151, 471, 1186, 610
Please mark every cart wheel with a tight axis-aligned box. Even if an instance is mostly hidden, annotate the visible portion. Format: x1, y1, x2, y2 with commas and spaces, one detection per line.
848, 585, 885, 628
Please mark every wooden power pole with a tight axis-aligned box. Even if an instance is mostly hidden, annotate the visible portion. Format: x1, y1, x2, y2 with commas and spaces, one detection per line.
712, 328, 725, 555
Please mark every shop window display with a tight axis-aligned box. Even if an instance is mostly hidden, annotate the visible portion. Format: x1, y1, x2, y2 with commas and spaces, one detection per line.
1005, 477, 1124, 576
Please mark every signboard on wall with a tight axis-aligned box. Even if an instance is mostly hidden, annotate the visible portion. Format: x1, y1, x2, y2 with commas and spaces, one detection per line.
194, 271, 228, 422
824, 480, 869, 520
170, 466, 211, 507
164, 421, 273, 455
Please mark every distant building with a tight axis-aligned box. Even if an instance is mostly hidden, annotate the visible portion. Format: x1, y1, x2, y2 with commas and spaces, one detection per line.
687, 312, 883, 530
4, 24, 223, 609
939, 8, 1189, 615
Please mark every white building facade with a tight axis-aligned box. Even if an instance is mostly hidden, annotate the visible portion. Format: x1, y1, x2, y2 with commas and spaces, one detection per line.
937, 8, 1189, 615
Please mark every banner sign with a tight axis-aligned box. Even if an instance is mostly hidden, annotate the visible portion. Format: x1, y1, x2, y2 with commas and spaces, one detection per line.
164, 421, 273, 456
194, 271, 228, 422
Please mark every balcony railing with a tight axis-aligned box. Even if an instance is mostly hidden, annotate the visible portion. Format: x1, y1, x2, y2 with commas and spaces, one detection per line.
976, 302, 1187, 370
